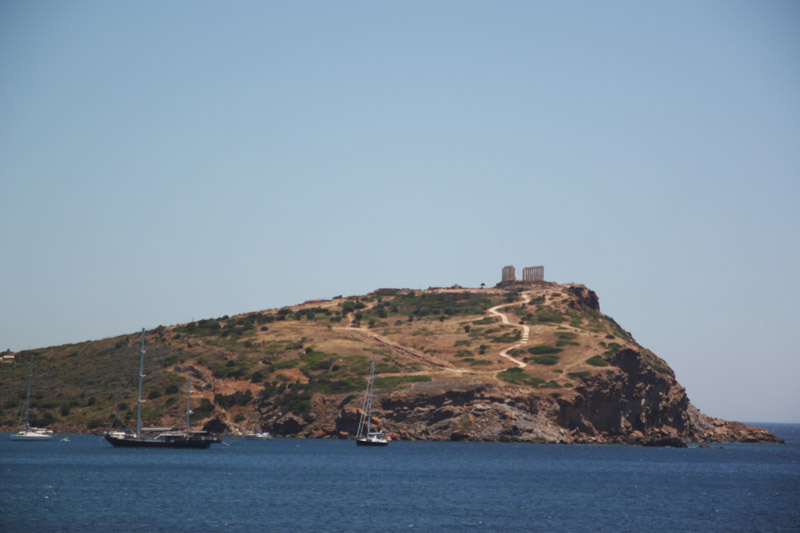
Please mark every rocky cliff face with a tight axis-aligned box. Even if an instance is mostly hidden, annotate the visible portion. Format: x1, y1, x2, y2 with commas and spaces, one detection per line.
249, 345, 782, 446
212, 282, 784, 446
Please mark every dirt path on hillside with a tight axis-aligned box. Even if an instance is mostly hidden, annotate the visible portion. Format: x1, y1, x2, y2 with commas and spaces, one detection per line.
339, 326, 457, 371
334, 292, 537, 381
487, 294, 531, 368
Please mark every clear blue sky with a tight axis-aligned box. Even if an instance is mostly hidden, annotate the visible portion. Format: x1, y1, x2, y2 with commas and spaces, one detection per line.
1, 1, 798, 422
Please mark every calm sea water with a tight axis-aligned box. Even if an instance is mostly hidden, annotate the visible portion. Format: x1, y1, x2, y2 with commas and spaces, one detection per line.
1, 424, 798, 532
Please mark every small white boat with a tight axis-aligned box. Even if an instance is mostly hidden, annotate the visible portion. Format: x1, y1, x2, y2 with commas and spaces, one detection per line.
10, 427, 54, 441
244, 430, 272, 440
244, 414, 271, 439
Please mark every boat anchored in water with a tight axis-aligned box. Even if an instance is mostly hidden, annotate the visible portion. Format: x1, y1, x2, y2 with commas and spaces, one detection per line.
355, 358, 389, 447
244, 414, 271, 440
244, 429, 272, 440
103, 328, 222, 449
10, 355, 54, 441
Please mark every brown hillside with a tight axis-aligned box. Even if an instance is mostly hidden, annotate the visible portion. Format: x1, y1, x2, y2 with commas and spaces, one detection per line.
0, 283, 782, 446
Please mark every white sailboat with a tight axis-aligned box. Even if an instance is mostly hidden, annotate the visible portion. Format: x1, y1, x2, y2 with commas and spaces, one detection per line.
10, 355, 54, 441
355, 358, 389, 446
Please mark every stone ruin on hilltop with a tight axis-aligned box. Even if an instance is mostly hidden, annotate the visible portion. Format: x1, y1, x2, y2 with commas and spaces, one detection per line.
496, 264, 545, 288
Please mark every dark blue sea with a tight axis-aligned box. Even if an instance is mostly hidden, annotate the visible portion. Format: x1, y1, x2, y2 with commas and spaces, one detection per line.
2, 424, 798, 532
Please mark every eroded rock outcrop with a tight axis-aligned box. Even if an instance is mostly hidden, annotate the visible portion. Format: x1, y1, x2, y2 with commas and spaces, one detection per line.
255, 346, 783, 446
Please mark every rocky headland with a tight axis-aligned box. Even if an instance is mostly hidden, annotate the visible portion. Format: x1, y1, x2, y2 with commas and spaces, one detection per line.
0, 281, 782, 446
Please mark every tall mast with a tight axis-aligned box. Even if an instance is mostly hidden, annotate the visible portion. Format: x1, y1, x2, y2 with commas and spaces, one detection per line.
23, 355, 34, 431
136, 328, 145, 438
365, 358, 375, 436
186, 376, 192, 432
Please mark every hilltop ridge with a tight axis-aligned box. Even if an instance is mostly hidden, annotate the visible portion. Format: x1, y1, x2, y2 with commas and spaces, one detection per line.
0, 282, 782, 446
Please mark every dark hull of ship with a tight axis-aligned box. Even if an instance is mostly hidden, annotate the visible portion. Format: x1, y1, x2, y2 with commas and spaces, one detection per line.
104, 434, 219, 449
356, 438, 389, 447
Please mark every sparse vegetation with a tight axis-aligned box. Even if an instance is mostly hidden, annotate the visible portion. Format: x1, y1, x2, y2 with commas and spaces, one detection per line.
532, 310, 566, 324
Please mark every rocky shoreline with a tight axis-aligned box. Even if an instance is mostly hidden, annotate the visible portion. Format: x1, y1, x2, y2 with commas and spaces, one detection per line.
241, 346, 783, 447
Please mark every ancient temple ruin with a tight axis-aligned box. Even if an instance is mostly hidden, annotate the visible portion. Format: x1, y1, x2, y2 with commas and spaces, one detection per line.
501, 265, 516, 282
498, 265, 545, 287
522, 266, 544, 282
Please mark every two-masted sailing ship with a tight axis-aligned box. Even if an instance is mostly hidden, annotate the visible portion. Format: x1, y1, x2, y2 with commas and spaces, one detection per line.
104, 328, 221, 449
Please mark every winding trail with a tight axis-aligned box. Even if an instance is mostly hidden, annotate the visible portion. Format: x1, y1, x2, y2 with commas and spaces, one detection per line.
329, 292, 537, 379
487, 293, 531, 368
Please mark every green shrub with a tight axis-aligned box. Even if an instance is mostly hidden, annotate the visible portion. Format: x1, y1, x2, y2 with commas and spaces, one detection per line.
556, 339, 580, 347
498, 368, 546, 388
274, 388, 314, 415
527, 345, 562, 355
214, 390, 253, 409
213, 361, 248, 379
392, 292, 493, 319
491, 329, 522, 344
586, 356, 609, 367
534, 310, 565, 323
190, 398, 215, 422
374, 363, 400, 374
567, 371, 591, 379
528, 355, 560, 365
603, 343, 623, 358
555, 333, 579, 347
301, 351, 337, 372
